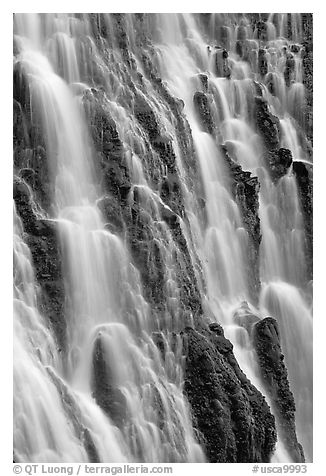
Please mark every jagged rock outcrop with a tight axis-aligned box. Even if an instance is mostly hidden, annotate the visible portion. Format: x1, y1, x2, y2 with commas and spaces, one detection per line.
182, 323, 277, 462
254, 96, 280, 151
293, 161, 313, 278
193, 91, 215, 134
253, 318, 305, 462
92, 335, 127, 428
264, 148, 293, 183
221, 146, 261, 301
254, 97, 293, 182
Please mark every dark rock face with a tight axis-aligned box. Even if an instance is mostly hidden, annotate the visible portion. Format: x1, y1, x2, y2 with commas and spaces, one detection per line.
253, 318, 305, 462
183, 324, 277, 462
302, 14, 313, 143
92, 335, 127, 428
264, 148, 293, 183
293, 161, 313, 279
221, 147, 261, 301
254, 96, 294, 182
254, 96, 280, 151
193, 92, 215, 134
134, 93, 160, 142
265, 73, 276, 97
258, 49, 268, 77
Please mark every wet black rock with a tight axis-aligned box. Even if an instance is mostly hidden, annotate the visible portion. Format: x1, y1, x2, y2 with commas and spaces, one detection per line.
258, 49, 268, 77
290, 44, 301, 54
293, 161, 313, 279
134, 94, 160, 142
193, 92, 215, 134
253, 318, 305, 462
264, 148, 293, 182
152, 135, 179, 174
92, 335, 127, 428
221, 146, 261, 302
254, 96, 280, 151
183, 324, 276, 462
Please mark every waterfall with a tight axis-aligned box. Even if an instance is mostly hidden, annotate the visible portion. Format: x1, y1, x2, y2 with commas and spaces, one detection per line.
13, 13, 313, 463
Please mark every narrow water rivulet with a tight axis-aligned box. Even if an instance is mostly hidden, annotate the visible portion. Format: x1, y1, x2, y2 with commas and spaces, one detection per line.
13, 13, 313, 463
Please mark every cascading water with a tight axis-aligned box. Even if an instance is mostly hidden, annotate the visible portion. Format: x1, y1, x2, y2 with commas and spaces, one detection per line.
150, 13, 312, 461
13, 13, 313, 463
13, 13, 204, 463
